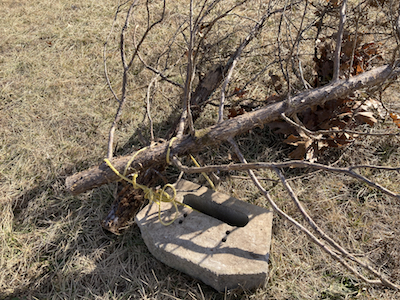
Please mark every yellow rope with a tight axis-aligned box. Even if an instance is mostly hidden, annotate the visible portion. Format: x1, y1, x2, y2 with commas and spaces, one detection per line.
189, 155, 216, 191
123, 147, 147, 177
104, 137, 216, 226
104, 157, 180, 226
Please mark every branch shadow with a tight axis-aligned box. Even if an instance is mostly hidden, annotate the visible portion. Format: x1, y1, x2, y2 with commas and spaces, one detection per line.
4, 176, 244, 299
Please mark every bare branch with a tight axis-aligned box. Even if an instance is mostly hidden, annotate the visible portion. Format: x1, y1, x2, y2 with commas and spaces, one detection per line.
146, 75, 159, 142
173, 159, 400, 175
107, 99, 126, 159
333, 0, 348, 81
193, 0, 249, 63
228, 138, 399, 289
219, 53, 237, 123
106, 0, 166, 159
67, 62, 400, 193
216, 1, 271, 123
126, 0, 166, 70
120, 1, 137, 70
281, 112, 400, 137
298, 60, 312, 89
348, 4, 361, 77
103, 48, 120, 103
103, 1, 131, 104
136, 50, 184, 89
274, 168, 400, 290
397, 3, 400, 41
172, 159, 400, 200
251, 168, 392, 287
185, 0, 195, 135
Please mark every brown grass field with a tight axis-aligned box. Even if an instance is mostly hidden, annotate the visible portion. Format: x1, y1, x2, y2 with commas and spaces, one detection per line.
1, 0, 400, 299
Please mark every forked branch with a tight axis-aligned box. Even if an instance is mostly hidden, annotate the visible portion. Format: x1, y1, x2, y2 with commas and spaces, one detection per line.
106, 0, 166, 159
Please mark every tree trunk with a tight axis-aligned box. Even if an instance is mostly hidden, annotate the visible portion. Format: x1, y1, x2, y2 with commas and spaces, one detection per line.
65, 63, 399, 195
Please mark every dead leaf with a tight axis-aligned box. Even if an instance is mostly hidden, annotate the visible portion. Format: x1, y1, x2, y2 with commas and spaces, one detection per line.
305, 146, 318, 163
363, 99, 386, 118
289, 143, 307, 160
390, 112, 400, 128
270, 74, 281, 85
228, 107, 245, 119
316, 139, 329, 150
234, 87, 247, 98
274, 83, 283, 92
354, 111, 377, 126
355, 64, 363, 75
284, 134, 303, 146
268, 121, 296, 135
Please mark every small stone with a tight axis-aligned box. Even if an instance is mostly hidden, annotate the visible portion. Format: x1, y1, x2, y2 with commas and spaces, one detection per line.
135, 180, 273, 292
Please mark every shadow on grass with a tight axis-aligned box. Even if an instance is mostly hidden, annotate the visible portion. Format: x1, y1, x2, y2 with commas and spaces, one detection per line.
5, 176, 244, 300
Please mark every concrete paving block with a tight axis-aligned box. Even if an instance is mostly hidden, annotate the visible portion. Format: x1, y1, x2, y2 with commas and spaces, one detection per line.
135, 180, 273, 292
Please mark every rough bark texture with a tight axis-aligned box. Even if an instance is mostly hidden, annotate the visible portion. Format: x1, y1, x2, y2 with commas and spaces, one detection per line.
65, 63, 399, 195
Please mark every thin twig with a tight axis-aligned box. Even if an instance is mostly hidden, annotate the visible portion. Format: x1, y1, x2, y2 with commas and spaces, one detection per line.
172, 158, 400, 200
294, 0, 311, 90
281, 112, 321, 139
230, 175, 278, 182
126, 0, 166, 70
348, 5, 361, 77
107, 0, 166, 159
238, 60, 281, 94
281, 112, 400, 137
107, 1, 138, 159
177, 0, 197, 137
214, 1, 267, 123
396, 3, 400, 42
228, 138, 398, 289
333, 0, 348, 81
103, 1, 131, 103
298, 60, 312, 89
103, 0, 134, 102
219, 5, 277, 120
274, 168, 400, 290
146, 75, 159, 142
219, 54, 237, 123
276, 2, 289, 85
136, 50, 184, 89
120, 1, 139, 70
194, 0, 249, 63
185, 0, 195, 135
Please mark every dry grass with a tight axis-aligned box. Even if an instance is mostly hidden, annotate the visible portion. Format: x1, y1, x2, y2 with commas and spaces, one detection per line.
1, 0, 400, 299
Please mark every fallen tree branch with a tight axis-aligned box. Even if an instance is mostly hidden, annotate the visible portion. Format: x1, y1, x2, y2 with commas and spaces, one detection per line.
65, 62, 400, 195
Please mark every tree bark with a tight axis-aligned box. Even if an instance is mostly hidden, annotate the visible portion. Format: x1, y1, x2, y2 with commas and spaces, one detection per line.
65, 63, 399, 195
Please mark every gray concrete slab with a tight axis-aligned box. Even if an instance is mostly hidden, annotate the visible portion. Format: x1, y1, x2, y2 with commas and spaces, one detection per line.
135, 180, 273, 291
